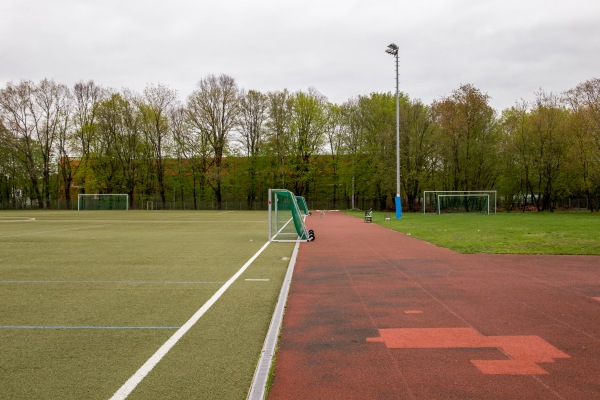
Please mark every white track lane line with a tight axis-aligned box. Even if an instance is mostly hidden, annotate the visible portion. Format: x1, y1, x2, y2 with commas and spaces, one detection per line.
110, 241, 271, 400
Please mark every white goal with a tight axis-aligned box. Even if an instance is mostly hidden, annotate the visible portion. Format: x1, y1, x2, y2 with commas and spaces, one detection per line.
422, 191, 496, 215
78, 194, 129, 211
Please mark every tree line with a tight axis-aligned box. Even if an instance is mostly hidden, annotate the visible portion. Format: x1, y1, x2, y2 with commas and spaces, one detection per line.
0, 75, 599, 211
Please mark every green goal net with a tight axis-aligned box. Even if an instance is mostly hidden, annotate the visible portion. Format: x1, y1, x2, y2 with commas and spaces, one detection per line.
422, 191, 496, 215
268, 189, 310, 242
295, 196, 310, 216
78, 194, 129, 211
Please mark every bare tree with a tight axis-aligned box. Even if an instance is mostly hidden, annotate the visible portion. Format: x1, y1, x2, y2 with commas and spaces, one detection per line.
187, 74, 240, 209
54, 87, 75, 209
138, 83, 177, 208
324, 103, 344, 207
0, 80, 69, 208
265, 89, 293, 187
238, 89, 268, 207
31, 79, 71, 208
0, 81, 42, 207
72, 80, 105, 195
565, 78, 600, 210
170, 106, 194, 208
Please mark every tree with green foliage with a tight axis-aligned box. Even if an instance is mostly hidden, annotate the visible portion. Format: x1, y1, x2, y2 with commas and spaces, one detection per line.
528, 91, 571, 211
499, 102, 530, 210
432, 84, 500, 194
500, 92, 571, 211
357, 92, 397, 210
1, 75, 599, 212
287, 88, 328, 196
401, 98, 436, 212
93, 92, 131, 195
339, 98, 365, 209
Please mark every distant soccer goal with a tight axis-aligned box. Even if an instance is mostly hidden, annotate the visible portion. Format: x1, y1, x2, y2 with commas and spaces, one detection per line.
268, 189, 312, 242
78, 194, 129, 211
422, 191, 496, 215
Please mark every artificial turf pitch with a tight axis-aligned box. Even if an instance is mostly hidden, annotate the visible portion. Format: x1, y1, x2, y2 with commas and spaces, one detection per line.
0, 211, 294, 399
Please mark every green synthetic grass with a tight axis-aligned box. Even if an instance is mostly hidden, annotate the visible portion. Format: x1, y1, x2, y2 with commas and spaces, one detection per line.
347, 210, 600, 255
0, 210, 294, 399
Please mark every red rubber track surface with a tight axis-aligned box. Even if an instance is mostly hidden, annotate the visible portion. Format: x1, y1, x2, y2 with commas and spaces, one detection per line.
268, 212, 600, 399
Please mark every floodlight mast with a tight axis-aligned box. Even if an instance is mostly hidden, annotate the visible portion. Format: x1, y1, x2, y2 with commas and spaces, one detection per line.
386, 43, 402, 219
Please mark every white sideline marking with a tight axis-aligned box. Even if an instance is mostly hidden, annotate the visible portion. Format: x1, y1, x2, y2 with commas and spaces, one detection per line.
244, 278, 270, 282
110, 241, 271, 400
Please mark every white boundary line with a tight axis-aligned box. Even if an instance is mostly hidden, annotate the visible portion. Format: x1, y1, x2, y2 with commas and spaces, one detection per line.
0, 225, 111, 239
110, 241, 271, 400
0, 217, 35, 223
0, 280, 225, 285
247, 240, 301, 400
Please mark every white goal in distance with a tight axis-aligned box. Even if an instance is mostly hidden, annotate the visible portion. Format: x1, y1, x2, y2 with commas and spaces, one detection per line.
78, 194, 129, 211
422, 191, 497, 215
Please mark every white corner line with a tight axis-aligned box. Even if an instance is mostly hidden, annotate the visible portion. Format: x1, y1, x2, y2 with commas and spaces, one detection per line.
110, 241, 271, 400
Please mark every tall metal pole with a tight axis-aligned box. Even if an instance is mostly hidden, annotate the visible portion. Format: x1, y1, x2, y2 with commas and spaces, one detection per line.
394, 50, 402, 219
387, 43, 402, 219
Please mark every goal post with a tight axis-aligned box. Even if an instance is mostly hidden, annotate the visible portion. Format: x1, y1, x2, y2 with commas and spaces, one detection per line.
78, 194, 129, 211
422, 191, 497, 215
268, 189, 310, 242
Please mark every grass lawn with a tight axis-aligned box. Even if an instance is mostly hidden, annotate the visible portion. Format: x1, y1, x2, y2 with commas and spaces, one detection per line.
346, 211, 600, 255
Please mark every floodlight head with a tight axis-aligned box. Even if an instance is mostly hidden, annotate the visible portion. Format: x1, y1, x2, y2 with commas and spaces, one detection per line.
386, 43, 398, 55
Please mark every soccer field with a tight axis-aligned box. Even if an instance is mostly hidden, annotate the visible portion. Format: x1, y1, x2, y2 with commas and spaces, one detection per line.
0, 211, 295, 399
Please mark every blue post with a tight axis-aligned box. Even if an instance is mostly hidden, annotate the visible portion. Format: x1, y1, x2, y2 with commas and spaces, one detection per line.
395, 195, 402, 219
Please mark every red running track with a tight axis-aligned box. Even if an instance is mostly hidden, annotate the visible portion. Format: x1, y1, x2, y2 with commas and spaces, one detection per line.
268, 212, 600, 399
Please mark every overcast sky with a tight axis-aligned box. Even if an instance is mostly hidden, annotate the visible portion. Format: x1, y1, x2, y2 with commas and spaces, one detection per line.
1, 0, 599, 111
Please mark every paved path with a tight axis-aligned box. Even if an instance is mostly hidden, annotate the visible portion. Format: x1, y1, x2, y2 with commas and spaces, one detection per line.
268, 212, 600, 399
